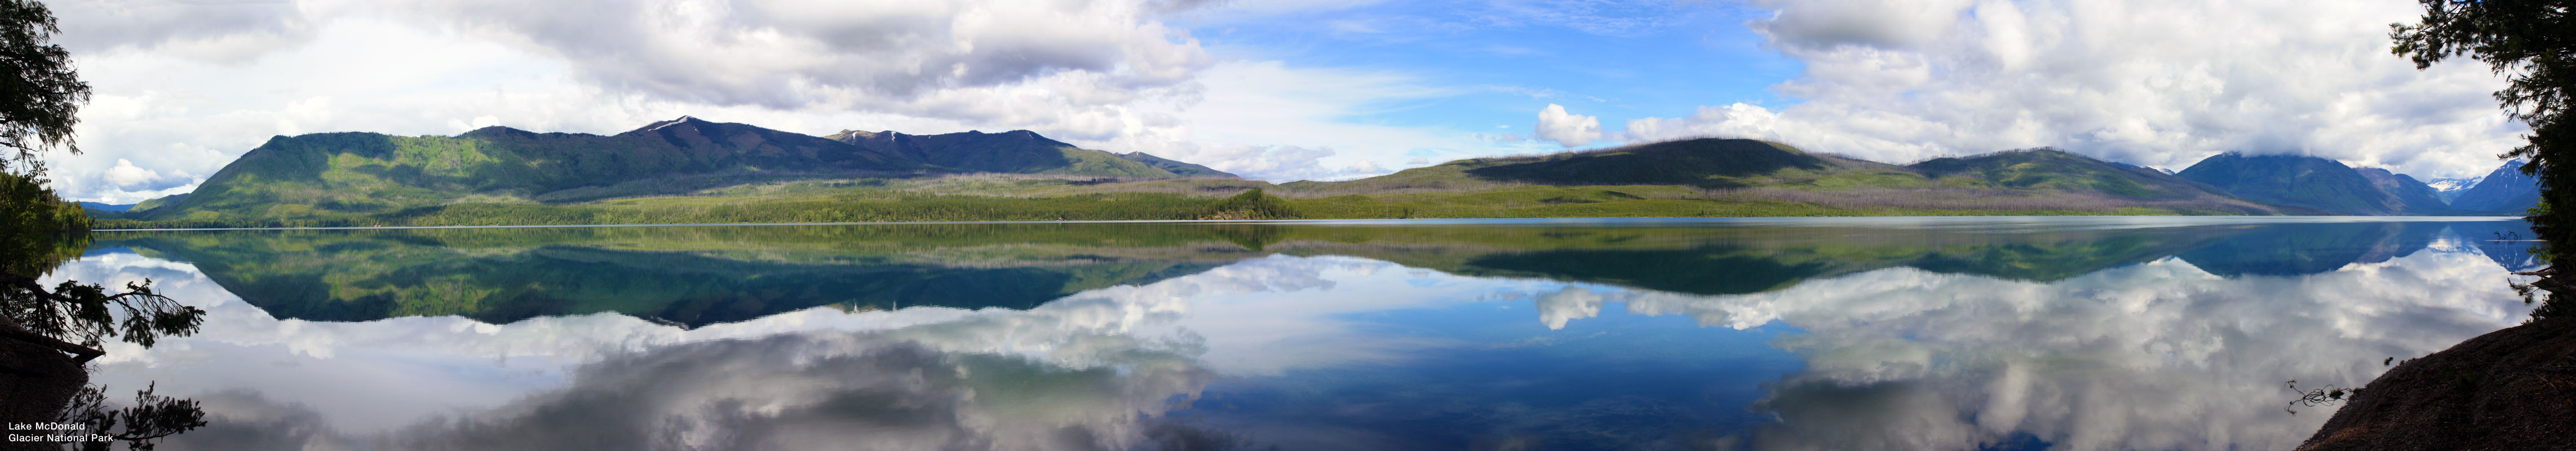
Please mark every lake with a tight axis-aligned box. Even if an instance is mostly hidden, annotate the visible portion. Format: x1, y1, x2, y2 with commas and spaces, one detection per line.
51, 216, 2544, 450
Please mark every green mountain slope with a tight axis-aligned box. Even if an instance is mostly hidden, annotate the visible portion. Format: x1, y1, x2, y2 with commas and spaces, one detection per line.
127, 192, 185, 213
123, 117, 1234, 223
1293, 139, 1841, 193
137, 118, 917, 221
2176, 153, 2457, 215
1289, 140, 2303, 215
1909, 149, 2220, 198
1458, 139, 1833, 187
825, 129, 1180, 178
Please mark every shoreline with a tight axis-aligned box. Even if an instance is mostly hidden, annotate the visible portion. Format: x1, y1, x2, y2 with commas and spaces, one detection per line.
2298, 315, 2576, 450
85, 215, 2531, 232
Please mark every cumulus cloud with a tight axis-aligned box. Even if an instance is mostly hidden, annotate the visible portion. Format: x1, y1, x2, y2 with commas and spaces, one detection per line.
1622, 0, 2525, 179
99, 158, 187, 190
1749, 0, 1975, 51
1535, 103, 1602, 148
1619, 103, 1784, 143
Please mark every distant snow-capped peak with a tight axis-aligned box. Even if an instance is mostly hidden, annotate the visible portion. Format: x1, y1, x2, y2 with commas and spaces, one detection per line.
2426, 177, 2481, 192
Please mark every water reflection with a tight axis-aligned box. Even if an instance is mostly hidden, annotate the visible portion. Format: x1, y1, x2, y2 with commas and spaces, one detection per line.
51, 217, 2540, 450
1547, 251, 2527, 450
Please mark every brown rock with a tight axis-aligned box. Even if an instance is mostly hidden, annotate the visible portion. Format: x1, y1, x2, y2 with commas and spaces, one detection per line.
2299, 315, 2576, 450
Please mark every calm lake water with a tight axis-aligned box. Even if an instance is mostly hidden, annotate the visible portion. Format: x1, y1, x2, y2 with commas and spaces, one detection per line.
51, 216, 2544, 450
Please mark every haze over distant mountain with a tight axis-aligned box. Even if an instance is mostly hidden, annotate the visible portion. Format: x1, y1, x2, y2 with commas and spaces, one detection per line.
1115, 151, 1238, 178
76, 201, 132, 212
2357, 167, 2448, 208
2450, 160, 2540, 214
2175, 153, 2456, 215
123, 117, 1232, 222
2424, 176, 2482, 203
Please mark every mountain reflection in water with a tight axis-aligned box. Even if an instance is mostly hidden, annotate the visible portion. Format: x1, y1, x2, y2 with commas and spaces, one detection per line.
53, 217, 2540, 450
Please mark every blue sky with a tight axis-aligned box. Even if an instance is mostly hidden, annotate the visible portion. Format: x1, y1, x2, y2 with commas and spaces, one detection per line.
32, 0, 2531, 203
1179, 0, 1800, 138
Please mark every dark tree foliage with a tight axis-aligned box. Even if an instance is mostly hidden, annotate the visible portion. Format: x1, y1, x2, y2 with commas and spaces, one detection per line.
2391, 0, 2575, 263
2395, 0, 2576, 320
0, 169, 85, 272
0, 169, 197, 365
0, 2, 206, 448
0, 0, 87, 176
57, 383, 206, 451
0, 276, 203, 357
0, 0, 207, 363
1201, 188, 1299, 220
0, 172, 207, 451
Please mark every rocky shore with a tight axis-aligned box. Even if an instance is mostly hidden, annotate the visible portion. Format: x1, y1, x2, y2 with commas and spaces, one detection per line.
2298, 314, 2576, 450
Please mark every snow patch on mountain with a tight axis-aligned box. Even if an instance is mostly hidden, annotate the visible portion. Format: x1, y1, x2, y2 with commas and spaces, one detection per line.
2426, 176, 2482, 204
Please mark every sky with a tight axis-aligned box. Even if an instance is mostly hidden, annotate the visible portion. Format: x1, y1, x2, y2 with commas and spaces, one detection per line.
33, 0, 2531, 204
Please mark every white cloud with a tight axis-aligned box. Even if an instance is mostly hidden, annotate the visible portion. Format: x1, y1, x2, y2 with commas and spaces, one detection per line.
100, 158, 158, 188
1619, 0, 2524, 179
1749, 0, 1976, 51
1535, 103, 1602, 148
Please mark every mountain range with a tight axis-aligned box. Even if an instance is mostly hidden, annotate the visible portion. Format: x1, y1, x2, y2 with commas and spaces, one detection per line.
99, 116, 2547, 226
1281, 140, 2304, 215
75, 201, 132, 212
2450, 159, 2542, 214
118, 117, 1232, 222
2174, 153, 2458, 215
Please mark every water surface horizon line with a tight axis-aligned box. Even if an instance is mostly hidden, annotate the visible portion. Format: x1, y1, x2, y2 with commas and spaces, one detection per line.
90, 215, 2534, 232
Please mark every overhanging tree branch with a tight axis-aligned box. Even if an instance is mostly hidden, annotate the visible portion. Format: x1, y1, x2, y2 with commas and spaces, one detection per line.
0, 271, 202, 361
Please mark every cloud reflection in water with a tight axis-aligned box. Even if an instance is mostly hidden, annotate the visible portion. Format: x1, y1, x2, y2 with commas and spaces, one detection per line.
1528, 250, 2530, 450
46, 219, 2543, 450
